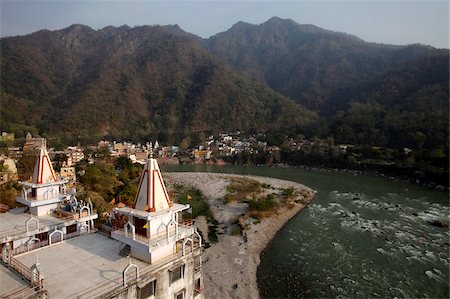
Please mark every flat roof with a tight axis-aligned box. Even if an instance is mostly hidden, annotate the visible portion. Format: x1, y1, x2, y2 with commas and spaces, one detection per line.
0, 265, 29, 297
0, 210, 65, 239
12, 233, 148, 298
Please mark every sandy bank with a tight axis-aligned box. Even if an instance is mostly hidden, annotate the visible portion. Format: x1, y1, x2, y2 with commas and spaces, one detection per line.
165, 172, 316, 299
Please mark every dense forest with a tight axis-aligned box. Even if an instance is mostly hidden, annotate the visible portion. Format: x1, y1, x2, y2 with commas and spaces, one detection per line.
0, 23, 318, 145
207, 17, 449, 150
0, 18, 448, 183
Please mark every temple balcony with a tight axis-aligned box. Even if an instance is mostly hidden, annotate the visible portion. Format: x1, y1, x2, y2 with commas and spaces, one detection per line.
111, 223, 195, 253
16, 188, 70, 207
53, 207, 98, 222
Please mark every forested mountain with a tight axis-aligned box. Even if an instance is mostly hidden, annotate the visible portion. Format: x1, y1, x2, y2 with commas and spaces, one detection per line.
207, 17, 447, 111
328, 52, 449, 149
207, 17, 448, 149
0, 23, 318, 144
0, 18, 448, 153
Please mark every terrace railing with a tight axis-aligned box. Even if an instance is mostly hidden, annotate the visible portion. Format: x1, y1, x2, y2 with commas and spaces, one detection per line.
1, 285, 44, 299
10, 257, 32, 282
112, 224, 195, 248
0, 211, 93, 240
9, 229, 96, 256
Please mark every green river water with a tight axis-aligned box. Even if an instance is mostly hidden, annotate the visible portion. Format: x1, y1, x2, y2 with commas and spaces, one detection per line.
161, 164, 449, 298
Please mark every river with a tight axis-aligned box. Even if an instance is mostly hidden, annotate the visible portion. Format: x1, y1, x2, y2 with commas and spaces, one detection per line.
161, 164, 449, 298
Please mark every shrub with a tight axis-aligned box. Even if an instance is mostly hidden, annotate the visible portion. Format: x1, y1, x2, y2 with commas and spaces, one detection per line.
281, 187, 295, 196
225, 177, 262, 202
177, 187, 210, 219
248, 193, 277, 211
231, 224, 243, 236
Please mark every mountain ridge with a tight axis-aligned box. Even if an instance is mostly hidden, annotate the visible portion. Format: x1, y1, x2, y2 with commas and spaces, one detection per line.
0, 18, 448, 152
0, 21, 319, 145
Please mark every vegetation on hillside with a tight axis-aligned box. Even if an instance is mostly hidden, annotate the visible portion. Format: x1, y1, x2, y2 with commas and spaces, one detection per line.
172, 184, 218, 244
0, 23, 318, 145
0, 18, 447, 184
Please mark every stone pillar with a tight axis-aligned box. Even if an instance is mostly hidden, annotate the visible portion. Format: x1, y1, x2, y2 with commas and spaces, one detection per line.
31, 256, 43, 290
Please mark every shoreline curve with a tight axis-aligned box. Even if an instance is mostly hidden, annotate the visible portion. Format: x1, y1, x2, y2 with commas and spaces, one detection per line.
164, 172, 316, 299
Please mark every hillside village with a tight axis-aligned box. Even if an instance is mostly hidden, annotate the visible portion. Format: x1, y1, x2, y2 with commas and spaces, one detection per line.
0, 131, 447, 194
0, 131, 445, 198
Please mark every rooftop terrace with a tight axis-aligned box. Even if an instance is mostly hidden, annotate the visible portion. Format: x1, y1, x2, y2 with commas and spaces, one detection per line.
0, 208, 97, 243
3, 233, 146, 298
0, 210, 63, 239
0, 265, 29, 297
3, 232, 198, 298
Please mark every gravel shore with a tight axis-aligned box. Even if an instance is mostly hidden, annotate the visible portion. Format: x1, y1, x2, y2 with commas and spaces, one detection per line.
165, 172, 316, 299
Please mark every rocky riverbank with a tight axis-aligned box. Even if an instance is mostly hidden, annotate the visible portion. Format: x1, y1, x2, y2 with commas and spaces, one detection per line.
165, 172, 316, 298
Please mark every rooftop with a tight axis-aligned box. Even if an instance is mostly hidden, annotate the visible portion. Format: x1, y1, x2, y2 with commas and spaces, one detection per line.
0, 209, 66, 239
6, 233, 149, 298
0, 265, 29, 297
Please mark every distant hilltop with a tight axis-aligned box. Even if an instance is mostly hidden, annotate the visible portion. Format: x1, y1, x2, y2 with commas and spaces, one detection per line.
0, 17, 447, 156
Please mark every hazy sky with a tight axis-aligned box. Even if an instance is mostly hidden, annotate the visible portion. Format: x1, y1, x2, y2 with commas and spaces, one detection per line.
1, 1, 448, 48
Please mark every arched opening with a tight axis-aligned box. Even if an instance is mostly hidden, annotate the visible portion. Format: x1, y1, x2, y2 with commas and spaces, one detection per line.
49, 229, 64, 246
79, 222, 90, 234
157, 223, 167, 239
79, 205, 91, 218
182, 238, 193, 256
30, 263, 43, 290
124, 221, 135, 239
1, 243, 11, 264
123, 261, 139, 286
27, 237, 40, 251
167, 219, 177, 240
43, 187, 56, 200
194, 228, 202, 248
25, 216, 39, 234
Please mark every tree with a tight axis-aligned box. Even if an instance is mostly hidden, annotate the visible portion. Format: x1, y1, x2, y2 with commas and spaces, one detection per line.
79, 163, 120, 197
16, 154, 36, 181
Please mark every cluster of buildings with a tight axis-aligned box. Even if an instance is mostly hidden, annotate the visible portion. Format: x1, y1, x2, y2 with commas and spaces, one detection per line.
197, 132, 281, 163
0, 133, 85, 187
94, 132, 282, 165
0, 138, 204, 299
97, 140, 179, 165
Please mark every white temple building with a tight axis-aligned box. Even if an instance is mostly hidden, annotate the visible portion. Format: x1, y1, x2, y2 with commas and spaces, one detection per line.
1, 144, 97, 249
111, 155, 204, 298
0, 149, 203, 299
16, 146, 71, 216
0, 144, 98, 298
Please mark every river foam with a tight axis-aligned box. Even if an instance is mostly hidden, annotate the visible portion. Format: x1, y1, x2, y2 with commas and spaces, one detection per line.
259, 187, 449, 298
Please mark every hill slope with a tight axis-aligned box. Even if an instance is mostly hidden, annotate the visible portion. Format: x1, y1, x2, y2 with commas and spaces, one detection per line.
0, 24, 319, 144
0, 18, 448, 152
207, 17, 447, 110
207, 17, 448, 149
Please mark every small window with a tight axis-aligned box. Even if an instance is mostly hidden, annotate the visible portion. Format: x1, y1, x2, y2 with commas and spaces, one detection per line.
174, 289, 185, 299
139, 280, 156, 298
169, 264, 185, 285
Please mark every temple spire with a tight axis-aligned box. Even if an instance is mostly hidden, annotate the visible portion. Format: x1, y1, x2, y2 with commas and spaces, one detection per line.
134, 157, 171, 212
31, 146, 57, 184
